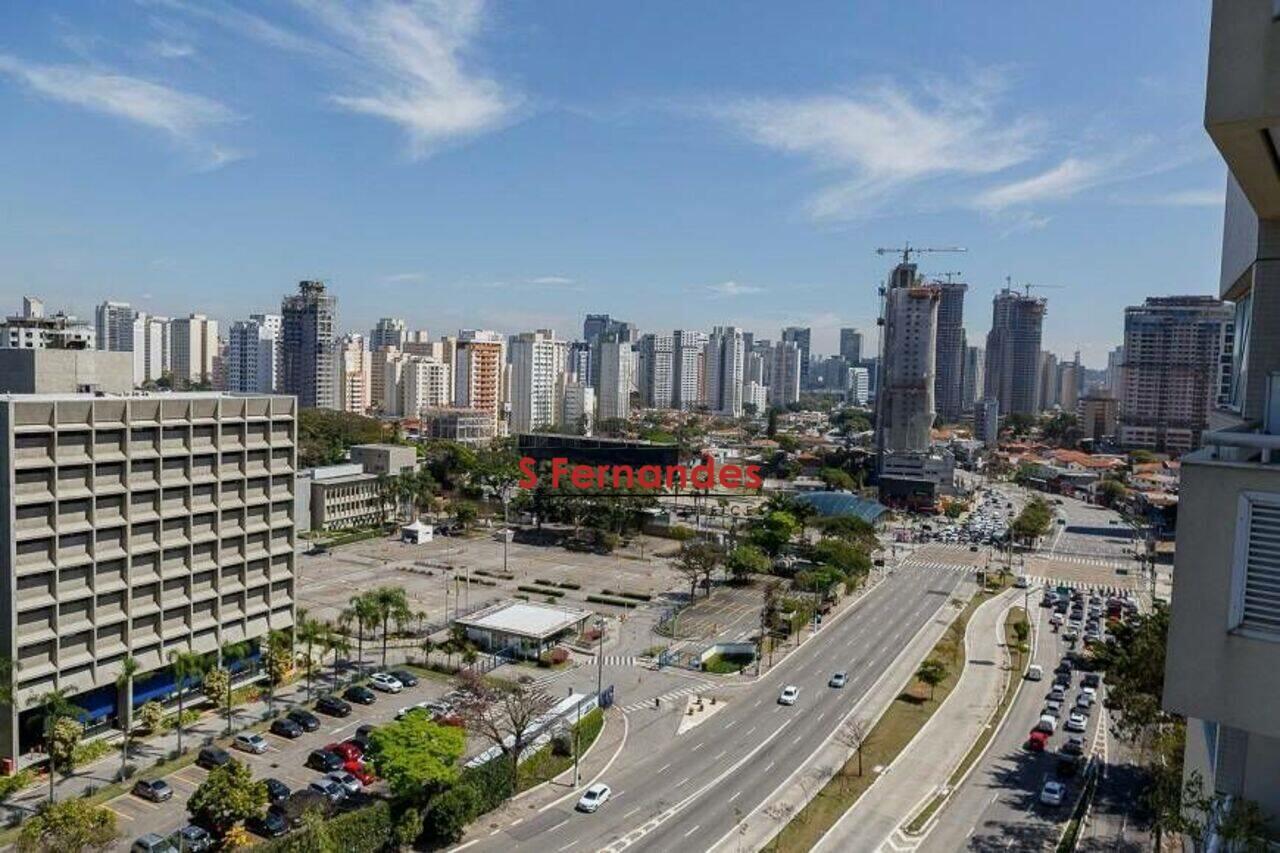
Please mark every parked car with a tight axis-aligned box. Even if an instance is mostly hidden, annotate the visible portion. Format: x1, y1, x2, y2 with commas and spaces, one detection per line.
369, 672, 403, 693
271, 790, 334, 828
132, 834, 179, 853
309, 778, 347, 803
132, 778, 174, 803
306, 749, 345, 772
345, 759, 376, 786
287, 708, 321, 732
264, 778, 291, 804
778, 685, 799, 706
246, 810, 290, 839
1027, 730, 1049, 752
389, 669, 419, 688
343, 685, 377, 706
576, 783, 612, 813
1082, 673, 1102, 689
1048, 686, 1066, 702
196, 746, 232, 770
1061, 735, 1086, 756
1034, 714, 1057, 734
233, 733, 269, 754
327, 770, 362, 795
356, 723, 378, 740
327, 741, 362, 762
270, 717, 303, 739
315, 695, 353, 717
172, 826, 213, 853
1065, 711, 1088, 733
829, 672, 847, 688
1040, 780, 1066, 806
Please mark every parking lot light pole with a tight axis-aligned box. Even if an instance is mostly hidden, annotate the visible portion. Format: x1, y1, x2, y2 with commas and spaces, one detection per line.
596, 619, 605, 697
500, 482, 514, 577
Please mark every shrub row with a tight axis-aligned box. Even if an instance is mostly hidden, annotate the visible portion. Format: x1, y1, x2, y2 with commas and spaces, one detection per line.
586, 594, 639, 608
260, 800, 393, 853
556, 581, 582, 590
517, 585, 564, 598
601, 589, 651, 602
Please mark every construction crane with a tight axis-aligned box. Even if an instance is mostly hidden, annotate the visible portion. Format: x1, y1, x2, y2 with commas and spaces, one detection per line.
929, 271, 964, 284
1020, 281, 1064, 298
875, 243, 967, 265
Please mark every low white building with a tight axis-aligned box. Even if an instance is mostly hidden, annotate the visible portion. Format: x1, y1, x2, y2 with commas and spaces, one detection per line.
455, 600, 594, 659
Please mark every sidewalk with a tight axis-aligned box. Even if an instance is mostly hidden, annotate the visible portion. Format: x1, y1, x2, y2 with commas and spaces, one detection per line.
812, 588, 1018, 852
456, 707, 627, 846
709, 579, 977, 853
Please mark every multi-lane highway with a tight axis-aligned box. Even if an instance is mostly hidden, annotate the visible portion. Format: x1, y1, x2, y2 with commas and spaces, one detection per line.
460, 561, 974, 853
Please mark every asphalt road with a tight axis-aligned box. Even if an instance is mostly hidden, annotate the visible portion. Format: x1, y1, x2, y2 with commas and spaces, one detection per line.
460, 561, 973, 853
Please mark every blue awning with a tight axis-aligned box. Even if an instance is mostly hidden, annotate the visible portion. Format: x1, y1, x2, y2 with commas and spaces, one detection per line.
75, 685, 117, 721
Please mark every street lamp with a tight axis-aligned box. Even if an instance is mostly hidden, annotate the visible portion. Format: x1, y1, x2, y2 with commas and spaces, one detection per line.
499, 482, 515, 577
595, 618, 605, 697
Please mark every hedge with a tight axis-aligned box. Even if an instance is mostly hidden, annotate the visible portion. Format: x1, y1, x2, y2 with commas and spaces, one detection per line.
517, 585, 564, 598
586, 594, 639, 608
601, 589, 652, 602
261, 800, 393, 853
556, 581, 582, 590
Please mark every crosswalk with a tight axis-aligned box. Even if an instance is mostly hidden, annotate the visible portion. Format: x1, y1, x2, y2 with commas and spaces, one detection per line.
619, 682, 710, 713
1023, 575, 1133, 595
1034, 553, 1130, 568
902, 560, 977, 575
582, 654, 645, 667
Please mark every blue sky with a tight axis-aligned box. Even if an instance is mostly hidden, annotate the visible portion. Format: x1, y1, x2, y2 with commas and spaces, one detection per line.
0, 1, 1223, 366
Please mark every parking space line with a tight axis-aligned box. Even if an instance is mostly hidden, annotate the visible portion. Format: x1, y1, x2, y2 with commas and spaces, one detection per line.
102, 803, 134, 821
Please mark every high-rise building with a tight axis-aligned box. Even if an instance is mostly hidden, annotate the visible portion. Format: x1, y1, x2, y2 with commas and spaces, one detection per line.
974, 397, 1000, 447
170, 313, 218, 385
401, 356, 452, 417
672, 330, 707, 409
781, 327, 812, 388
878, 264, 940, 453
703, 326, 745, 417
839, 328, 864, 364
932, 281, 967, 421
1076, 393, 1118, 443
455, 330, 505, 427
370, 317, 408, 353
1163, 8, 1280, 838
0, 298, 95, 350
637, 333, 675, 409
1038, 352, 1060, 411
281, 280, 337, 409
0, 350, 296, 764
131, 313, 169, 386
1104, 345, 1126, 394
961, 345, 985, 410
1058, 356, 1082, 414
849, 367, 871, 407
336, 334, 372, 414
509, 330, 567, 433
559, 378, 595, 435
95, 301, 134, 353
583, 314, 636, 387
567, 341, 591, 385
767, 340, 802, 407
596, 337, 634, 422
226, 318, 279, 394
984, 288, 1046, 418
1118, 296, 1234, 453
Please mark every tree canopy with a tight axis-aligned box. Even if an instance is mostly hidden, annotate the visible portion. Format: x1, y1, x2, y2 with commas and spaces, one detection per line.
17, 799, 116, 853
187, 759, 268, 833
367, 711, 466, 801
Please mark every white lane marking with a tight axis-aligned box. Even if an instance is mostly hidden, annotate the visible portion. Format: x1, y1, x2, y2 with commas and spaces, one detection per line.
683, 825, 702, 839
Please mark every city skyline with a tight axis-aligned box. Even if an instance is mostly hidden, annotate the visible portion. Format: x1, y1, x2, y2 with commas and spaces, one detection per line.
0, 2, 1224, 364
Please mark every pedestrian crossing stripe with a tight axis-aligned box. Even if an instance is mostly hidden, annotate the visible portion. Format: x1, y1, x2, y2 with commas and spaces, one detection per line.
619, 682, 709, 713
582, 654, 645, 667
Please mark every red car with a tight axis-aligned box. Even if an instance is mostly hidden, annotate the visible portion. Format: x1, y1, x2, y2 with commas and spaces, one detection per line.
344, 759, 376, 786
325, 742, 362, 762
1027, 730, 1050, 751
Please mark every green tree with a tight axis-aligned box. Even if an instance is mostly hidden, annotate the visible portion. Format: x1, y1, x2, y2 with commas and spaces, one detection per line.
168, 649, 208, 755
811, 537, 871, 586
818, 467, 857, 491
1098, 478, 1126, 508
264, 628, 293, 716
366, 711, 466, 801
346, 594, 381, 680
29, 689, 83, 802
915, 658, 948, 700
220, 640, 251, 735
673, 541, 723, 600
453, 500, 479, 531
423, 784, 481, 845
726, 544, 770, 582
296, 615, 324, 700
202, 667, 230, 730
187, 759, 268, 835
136, 701, 165, 734
16, 798, 117, 853
766, 408, 780, 439
114, 656, 140, 779
371, 586, 412, 669
750, 511, 800, 557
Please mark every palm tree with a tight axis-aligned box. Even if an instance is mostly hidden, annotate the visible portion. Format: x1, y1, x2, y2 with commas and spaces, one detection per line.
264, 629, 291, 717
0, 656, 14, 709
325, 628, 350, 691
168, 650, 207, 756
371, 587, 411, 669
115, 656, 140, 780
28, 689, 82, 802
420, 638, 435, 668
220, 641, 251, 735
348, 594, 380, 679
296, 618, 324, 699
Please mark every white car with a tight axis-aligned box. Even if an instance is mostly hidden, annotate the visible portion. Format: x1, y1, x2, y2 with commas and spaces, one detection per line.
327, 770, 362, 795
829, 672, 847, 688
369, 672, 403, 693
1075, 692, 1093, 710
1040, 780, 1066, 806
1065, 711, 1088, 733
576, 783, 612, 813
778, 685, 799, 705
232, 733, 268, 754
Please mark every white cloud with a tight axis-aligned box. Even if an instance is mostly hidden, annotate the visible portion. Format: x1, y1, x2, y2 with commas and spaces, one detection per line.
382, 271, 427, 283
150, 40, 196, 59
707, 280, 764, 297
0, 53, 239, 167
974, 157, 1104, 211
528, 276, 575, 286
714, 69, 1041, 219
1138, 188, 1223, 208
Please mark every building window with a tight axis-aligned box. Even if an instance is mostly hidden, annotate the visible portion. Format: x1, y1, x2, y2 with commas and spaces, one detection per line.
1230, 492, 1280, 639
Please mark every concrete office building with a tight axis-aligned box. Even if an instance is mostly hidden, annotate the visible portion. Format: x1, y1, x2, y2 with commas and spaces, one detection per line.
974, 397, 1000, 448
933, 280, 967, 421
1119, 296, 1233, 454
781, 327, 812, 388
226, 319, 278, 395
596, 337, 634, 422
1077, 393, 1118, 444
672, 330, 707, 410
369, 318, 407, 353
281, 280, 337, 410
0, 360, 296, 763
637, 333, 674, 409
768, 340, 802, 407
703, 326, 745, 417
0, 299, 95, 350
961, 345, 985, 410
509, 330, 567, 433
309, 465, 385, 531
169, 314, 218, 386
839, 328, 863, 365
583, 315, 636, 388
335, 334, 372, 415
849, 367, 871, 407
349, 443, 416, 477
455, 330, 504, 428
1163, 5, 1280, 842
984, 288, 1046, 418
131, 313, 169, 387
1038, 352, 1060, 411
95, 302, 134, 353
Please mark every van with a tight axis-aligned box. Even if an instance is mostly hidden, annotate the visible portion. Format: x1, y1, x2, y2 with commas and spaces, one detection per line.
1026, 664, 1043, 682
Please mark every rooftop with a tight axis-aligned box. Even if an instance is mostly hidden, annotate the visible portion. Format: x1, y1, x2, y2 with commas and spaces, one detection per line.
456, 600, 593, 640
